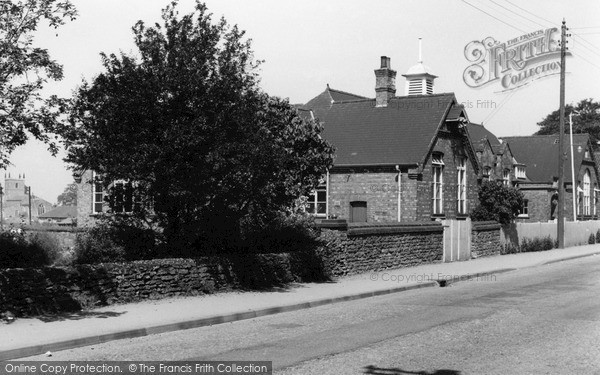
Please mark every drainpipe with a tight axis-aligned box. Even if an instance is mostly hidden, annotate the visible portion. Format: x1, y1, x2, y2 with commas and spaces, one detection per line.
326, 169, 330, 218
396, 165, 401, 222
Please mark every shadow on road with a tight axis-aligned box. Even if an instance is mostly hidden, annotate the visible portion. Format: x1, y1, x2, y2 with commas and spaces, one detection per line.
363, 365, 461, 375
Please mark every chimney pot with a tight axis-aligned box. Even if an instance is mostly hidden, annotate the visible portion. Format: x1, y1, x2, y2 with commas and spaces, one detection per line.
380, 56, 391, 69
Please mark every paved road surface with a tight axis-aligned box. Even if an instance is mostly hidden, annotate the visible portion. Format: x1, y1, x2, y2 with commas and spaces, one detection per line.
19, 255, 600, 374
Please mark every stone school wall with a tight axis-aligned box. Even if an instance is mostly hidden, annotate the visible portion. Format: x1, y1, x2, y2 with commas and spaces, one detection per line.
471, 221, 502, 258
0, 222, 445, 316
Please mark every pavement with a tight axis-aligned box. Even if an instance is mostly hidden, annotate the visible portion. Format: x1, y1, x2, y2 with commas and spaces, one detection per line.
2, 244, 600, 361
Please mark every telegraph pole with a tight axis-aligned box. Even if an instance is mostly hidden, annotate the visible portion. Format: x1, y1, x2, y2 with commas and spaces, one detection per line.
27, 186, 32, 225
557, 19, 568, 249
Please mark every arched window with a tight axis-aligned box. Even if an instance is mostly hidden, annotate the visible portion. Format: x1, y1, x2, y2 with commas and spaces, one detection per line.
38, 204, 45, 215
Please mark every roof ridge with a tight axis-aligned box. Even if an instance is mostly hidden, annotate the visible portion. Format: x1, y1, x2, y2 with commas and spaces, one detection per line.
393, 92, 455, 99
502, 133, 590, 138
327, 86, 367, 99
332, 98, 376, 105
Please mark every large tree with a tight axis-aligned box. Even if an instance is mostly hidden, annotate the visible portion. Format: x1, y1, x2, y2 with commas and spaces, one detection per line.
60, 1, 334, 252
535, 99, 600, 145
56, 182, 76, 206
0, 0, 77, 167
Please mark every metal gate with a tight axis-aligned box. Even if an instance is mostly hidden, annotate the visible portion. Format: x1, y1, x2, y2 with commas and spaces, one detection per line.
442, 218, 471, 262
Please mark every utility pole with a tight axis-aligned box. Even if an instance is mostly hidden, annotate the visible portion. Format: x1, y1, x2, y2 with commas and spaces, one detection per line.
569, 112, 576, 222
557, 19, 568, 249
27, 186, 32, 225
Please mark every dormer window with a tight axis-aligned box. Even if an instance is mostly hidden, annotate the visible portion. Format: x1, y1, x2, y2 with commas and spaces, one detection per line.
482, 167, 491, 181
515, 165, 526, 179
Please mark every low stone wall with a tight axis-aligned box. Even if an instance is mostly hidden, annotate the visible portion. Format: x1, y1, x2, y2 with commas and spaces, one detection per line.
471, 221, 502, 258
0, 252, 326, 316
317, 222, 444, 277
1, 221, 445, 316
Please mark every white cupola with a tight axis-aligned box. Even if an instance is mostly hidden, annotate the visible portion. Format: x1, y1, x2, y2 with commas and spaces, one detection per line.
402, 38, 437, 96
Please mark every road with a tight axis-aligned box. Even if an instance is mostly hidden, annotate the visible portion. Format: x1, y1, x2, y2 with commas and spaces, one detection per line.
19, 255, 600, 374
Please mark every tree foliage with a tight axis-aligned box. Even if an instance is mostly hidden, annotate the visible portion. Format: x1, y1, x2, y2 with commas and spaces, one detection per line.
535, 99, 600, 145
60, 1, 334, 253
471, 181, 524, 225
0, 0, 77, 167
56, 182, 76, 206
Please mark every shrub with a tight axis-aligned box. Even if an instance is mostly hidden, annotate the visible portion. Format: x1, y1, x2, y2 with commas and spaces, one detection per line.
192, 211, 319, 256
501, 243, 519, 255
28, 232, 63, 265
520, 236, 555, 253
0, 229, 49, 268
73, 226, 126, 264
471, 181, 524, 225
589, 233, 596, 245
73, 223, 158, 264
596, 229, 600, 243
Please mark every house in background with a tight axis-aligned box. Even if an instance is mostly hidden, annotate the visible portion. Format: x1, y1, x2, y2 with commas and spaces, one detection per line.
1, 173, 54, 225
501, 134, 600, 222
303, 56, 480, 223
38, 205, 77, 226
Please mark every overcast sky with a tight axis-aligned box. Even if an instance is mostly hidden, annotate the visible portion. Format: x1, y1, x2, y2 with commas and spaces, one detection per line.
5, 0, 600, 203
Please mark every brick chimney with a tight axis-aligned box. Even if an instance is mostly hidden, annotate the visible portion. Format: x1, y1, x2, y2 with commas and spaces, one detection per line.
374, 56, 396, 107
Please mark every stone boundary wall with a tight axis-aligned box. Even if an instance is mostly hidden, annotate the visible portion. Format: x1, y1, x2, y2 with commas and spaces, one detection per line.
317, 222, 444, 277
471, 221, 502, 258
0, 253, 326, 316
0, 222, 445, 316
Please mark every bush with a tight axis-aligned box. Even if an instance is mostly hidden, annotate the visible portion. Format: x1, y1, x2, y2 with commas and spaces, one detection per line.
0, 229, 49, 268
192, 211, 319, 256
501, 243, 519, 255
596, 229, 600, 243
520, 236, 555, 253
471, 181, 524, 225
28, 232, 63, 265
589, 233, 596, 245
73, 223, 158, 264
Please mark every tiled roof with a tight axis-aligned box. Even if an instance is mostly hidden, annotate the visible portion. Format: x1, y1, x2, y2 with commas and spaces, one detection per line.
321, 93, 457, 166
303, 86, 366, 120
468, 123, 501, 146
501, 134, 591, 184
39, 205, 77, 219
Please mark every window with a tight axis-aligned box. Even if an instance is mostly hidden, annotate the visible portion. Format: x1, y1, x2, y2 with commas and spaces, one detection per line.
583, 170, 591, 216
306, 182, 327, 217
110, 180, 135, 214
482, 167, 491, 181
515, 165, 526, 179
92, 172, 104, 214
594, 186, 599, 217
519, 199, 529, 217
38, 204, 45, 216
457, 157, 467, 214
503, 169, 510, 186
432, 154, 444, 215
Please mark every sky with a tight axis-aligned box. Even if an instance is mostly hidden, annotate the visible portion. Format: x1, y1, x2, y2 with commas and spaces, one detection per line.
4, 0, 600, 203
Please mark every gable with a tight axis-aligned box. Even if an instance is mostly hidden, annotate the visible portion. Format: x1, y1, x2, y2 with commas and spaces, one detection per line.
502, 134, 593, 184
